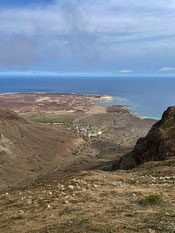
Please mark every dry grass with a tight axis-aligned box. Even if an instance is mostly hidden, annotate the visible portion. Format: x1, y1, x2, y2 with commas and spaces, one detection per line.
0, 159, 175, 233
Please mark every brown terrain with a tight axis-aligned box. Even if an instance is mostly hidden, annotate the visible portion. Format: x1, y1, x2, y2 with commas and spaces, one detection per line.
1, 159, 175, 233
0, 107, 85, 192
0, 93, 129, 114
1, 93, 174, 233
0, 93, 156, 192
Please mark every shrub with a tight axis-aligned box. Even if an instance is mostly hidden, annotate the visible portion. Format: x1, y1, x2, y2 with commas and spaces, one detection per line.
139, 194, 163, 206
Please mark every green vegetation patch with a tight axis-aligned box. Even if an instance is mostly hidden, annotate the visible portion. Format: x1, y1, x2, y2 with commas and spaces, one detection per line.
139, 194, 164, 206
25, 113, 75, 124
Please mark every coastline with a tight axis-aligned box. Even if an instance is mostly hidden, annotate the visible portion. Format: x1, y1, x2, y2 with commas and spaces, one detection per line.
0, 92, 157, 194
0, 92, 158, 120
1, 75, 173, 120
95, 95, 160, 120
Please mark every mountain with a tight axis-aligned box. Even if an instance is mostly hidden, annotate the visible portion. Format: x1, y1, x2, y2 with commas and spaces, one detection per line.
0, 108, 83, 192
113, 106, 175, 170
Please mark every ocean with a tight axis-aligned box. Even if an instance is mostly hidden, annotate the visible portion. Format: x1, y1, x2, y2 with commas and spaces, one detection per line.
0, 75, 175, 119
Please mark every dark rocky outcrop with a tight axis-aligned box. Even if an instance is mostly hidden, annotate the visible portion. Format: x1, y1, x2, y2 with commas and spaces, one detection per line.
113, 106, 175, 170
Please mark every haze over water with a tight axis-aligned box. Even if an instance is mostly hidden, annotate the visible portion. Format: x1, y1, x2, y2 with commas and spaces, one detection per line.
1, 75, 175, 119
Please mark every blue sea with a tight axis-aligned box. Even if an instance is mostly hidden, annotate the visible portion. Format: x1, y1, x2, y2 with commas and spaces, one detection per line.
0, 75, 175, 119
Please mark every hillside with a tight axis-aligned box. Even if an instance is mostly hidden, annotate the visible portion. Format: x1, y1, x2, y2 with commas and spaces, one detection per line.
114, 106, 175, 170
0, 93, 156, 193
0, 108, 84, 192
0, 158, 175, 233
0, 104, 175, 232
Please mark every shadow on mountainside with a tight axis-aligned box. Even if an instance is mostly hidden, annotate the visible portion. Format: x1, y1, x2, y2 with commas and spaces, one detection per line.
112, 106, 175, 170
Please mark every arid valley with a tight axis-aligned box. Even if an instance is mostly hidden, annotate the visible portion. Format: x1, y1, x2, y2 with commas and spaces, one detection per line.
1, 93, 175, 233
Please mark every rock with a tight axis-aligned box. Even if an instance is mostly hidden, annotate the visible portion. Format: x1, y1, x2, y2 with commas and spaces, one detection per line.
68, 185, 74, 190
113, 107, 175, 170
148, 229, 156, 233
27, 200, 32, 205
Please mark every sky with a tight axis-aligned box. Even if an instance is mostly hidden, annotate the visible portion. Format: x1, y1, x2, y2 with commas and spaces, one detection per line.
0, 0, 175, 76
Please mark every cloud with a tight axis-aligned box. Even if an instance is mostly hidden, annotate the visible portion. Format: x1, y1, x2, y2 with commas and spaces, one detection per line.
0, 0, 175, 72
159, 67, 175, 72
118, 70, 133, 73
0, 0, 102, 70
0, 34, 39, 69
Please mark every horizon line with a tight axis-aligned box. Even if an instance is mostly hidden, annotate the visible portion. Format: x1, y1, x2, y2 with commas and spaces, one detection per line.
0, 71, 175, 78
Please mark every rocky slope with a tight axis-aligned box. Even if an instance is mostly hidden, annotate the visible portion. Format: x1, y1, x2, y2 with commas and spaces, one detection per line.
1, 158, 175, 233
0, 105, 156, 192
114, 106, 175, 170
1, 106, 175, 232
0, 108, 84, 192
